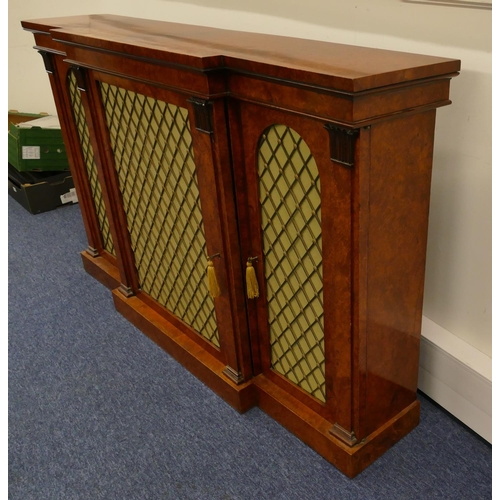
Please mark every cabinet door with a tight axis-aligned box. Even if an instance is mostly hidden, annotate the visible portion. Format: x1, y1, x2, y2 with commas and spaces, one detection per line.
66, 67, 116, 259
77, 71, 251, 378
231, 102, 353, 426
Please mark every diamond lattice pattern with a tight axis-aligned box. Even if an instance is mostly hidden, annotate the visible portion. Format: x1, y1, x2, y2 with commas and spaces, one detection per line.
100, 83, 219, 347
68, 70, 115, 255
258, 124, 325, 402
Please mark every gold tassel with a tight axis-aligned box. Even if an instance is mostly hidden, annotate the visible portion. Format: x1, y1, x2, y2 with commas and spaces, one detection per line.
246, 261, 260, 299
207, 259, 221, 298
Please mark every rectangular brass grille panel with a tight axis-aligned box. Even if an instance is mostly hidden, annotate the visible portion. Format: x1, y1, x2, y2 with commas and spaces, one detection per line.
100, 83, 219, 348
258, 124, 325, 402
68, 70, 115, 255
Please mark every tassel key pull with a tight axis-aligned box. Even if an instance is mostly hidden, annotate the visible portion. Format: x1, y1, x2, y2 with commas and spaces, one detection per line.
207, 253, 221, 298
246, 257, 260, 299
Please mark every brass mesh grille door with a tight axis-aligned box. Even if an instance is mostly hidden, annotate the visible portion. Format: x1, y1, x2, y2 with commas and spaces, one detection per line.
68, 70, 115, 255
99, 83, 220, 348
258, 124, 325, 402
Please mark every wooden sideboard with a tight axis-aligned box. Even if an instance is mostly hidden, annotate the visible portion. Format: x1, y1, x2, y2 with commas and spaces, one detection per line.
22, 14, 460, 478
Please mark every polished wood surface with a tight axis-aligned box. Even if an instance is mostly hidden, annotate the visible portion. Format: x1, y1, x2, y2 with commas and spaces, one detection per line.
362, 110, 436, 436
23, 15, 459, 477
22, 14, 460, 92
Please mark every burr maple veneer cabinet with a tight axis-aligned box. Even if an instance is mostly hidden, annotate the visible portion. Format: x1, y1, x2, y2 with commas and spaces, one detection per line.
22, 14, 460, 478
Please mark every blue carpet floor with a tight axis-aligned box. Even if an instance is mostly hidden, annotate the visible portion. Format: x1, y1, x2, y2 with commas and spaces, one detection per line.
8, 195, 492, 499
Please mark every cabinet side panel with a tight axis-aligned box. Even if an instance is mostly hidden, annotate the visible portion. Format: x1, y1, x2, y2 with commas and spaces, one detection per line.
363, 110, 436, 437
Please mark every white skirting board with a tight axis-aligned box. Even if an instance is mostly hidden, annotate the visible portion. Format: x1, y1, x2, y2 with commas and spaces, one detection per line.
418, 316, 492, 443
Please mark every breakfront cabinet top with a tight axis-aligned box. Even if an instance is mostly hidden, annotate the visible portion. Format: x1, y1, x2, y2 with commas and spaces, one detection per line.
22, 14, 460, 93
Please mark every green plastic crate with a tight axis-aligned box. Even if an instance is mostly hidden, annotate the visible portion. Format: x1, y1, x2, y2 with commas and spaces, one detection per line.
8, 116, 70, 172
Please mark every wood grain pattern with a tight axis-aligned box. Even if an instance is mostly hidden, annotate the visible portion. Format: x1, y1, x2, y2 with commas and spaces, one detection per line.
362, 111, 437, 437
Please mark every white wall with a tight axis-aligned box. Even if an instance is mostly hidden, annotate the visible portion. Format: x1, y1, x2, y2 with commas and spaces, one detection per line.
8, 0, 492, 430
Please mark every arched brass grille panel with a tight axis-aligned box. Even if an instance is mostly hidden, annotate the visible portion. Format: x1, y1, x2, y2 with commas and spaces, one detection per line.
258, 124, 325, 402
67, 70, 115, 256
99, 83, 219, 348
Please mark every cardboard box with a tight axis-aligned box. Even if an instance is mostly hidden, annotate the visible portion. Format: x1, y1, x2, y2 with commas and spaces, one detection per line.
8, 110, 49, 130
8, 163, 77, 214
8, 116, 70, 172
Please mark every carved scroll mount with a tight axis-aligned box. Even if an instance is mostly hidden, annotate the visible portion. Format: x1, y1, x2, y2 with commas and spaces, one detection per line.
187, 98, 214, 135
69, 66, 88, 92
324, 123, 360, 168
37, 50, 54, 74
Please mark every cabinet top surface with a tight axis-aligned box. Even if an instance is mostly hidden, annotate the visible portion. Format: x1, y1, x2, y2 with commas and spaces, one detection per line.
22, 14, 460, 93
